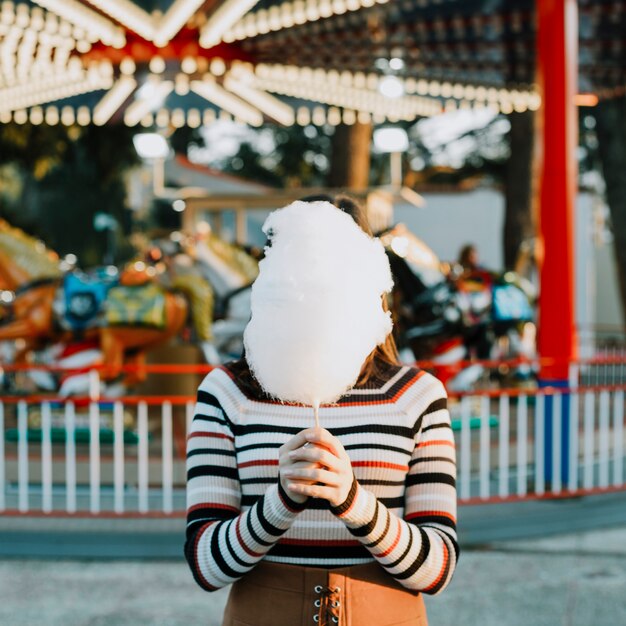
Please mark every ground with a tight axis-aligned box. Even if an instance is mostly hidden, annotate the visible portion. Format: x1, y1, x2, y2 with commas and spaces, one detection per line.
1, 526, 625, 626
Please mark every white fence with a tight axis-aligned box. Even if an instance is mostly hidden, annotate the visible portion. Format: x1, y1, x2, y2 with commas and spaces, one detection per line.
1, 369, 625, 516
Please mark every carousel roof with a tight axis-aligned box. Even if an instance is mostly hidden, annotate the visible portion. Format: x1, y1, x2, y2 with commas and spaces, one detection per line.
0, 0, 623, 127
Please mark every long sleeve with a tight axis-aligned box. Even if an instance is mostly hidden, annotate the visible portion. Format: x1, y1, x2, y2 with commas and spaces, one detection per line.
184, 376, 305, 591
331, 380, 458, 594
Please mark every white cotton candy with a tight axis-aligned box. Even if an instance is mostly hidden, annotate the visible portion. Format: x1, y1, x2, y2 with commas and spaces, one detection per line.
243, 200, 393, 410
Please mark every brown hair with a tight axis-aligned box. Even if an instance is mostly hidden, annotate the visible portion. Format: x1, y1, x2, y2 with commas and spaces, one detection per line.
233, 194, 399, 397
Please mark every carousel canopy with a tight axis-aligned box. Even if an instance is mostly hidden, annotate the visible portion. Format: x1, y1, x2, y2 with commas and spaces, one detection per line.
0, 0, 623, 128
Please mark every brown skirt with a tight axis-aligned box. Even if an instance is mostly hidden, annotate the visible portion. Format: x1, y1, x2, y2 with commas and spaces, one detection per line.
221, 560, 428, 626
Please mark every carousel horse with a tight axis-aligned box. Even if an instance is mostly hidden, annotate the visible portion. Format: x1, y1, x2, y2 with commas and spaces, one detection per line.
379, 223, 535, 389
191, 229, 259, 361
0, 220, 187, 387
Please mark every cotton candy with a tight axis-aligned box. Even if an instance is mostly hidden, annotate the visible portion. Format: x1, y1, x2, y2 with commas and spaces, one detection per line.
243, 201, 393, 421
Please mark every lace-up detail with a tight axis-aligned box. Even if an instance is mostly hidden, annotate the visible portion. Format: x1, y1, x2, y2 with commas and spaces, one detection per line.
313, 584, 341, 624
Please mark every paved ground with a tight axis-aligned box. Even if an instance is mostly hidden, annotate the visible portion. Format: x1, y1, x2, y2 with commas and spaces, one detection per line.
1, 525, 626, 626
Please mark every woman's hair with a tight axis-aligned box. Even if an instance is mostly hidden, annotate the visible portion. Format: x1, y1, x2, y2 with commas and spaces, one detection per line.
234, 194, 399, 395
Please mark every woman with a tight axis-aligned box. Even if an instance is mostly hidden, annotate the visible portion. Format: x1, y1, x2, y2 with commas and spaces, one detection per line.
185, 196, 458, 625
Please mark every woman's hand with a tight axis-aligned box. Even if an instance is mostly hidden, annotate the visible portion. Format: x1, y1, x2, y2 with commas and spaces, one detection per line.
283, 428, 354, 507
278, 430, 322, 504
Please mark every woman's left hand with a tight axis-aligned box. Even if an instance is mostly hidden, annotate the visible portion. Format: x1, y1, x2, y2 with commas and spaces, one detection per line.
283, 428, 354, 507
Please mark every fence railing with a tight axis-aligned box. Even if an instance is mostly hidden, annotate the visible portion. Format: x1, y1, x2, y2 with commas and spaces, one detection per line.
1, 360, 625, 516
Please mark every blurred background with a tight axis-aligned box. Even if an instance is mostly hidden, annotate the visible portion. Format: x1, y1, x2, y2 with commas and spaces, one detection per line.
0, 0, 625, 624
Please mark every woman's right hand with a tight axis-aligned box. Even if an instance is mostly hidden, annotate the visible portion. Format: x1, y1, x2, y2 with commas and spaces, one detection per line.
279, 431, 319, 504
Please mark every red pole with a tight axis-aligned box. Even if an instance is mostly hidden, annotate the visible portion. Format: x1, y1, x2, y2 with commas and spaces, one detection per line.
536, 0, 578, 488
536, 0, 578, 381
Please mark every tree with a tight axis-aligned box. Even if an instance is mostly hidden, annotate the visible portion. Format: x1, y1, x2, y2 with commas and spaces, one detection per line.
0, 123, 139, 266
504, 111, 535, 272
595, 95, 626, 326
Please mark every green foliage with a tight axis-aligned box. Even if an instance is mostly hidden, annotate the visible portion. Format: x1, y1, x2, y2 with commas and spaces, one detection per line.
0, 123, 139, 267
218, 123, 332, 188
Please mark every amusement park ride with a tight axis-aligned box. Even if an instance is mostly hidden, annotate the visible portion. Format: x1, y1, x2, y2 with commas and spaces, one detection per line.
0, 0, 624, 463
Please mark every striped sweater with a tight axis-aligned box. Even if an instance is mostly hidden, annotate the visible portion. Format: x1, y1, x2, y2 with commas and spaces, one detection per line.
185, 361, 458, 594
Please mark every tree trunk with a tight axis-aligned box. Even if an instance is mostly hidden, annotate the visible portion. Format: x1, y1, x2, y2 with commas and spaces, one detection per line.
504, 110, 536, 272
595, 95, 626, 327
328, 122, 372, 189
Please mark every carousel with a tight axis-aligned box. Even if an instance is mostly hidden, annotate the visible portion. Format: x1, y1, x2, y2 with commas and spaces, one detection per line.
0, 1, 624, 489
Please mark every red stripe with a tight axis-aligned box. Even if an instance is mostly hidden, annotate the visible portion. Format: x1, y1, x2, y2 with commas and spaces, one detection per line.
235, 515, 263, 558
238, 459, 279, 469
416, 440, 454, 448
333, 370, 426, 407
352, 461, 409, 471
405, 510, 457, 523
188, 431, 234, 442
424, 541, 449, 592
187, 502, 240, 514
194, 521, 219, 591
378, 517, 402, 558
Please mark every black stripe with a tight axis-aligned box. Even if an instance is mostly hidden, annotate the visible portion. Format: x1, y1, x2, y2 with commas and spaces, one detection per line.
330, 424, 414, 438
256, 500, 284, 537
184, 526, 215, 591
223, 518, 255, 569
359, 479, 406, 487
344, 443, 412, 455
237, 442, 282, 453
422, 421, 452, 433
241, 494, 263, 507
349, 500, 380, 537
393, 528, 430, 580
424, 538, 451, 594
210, 523, 241, 579
406, 473, 456, 488
233, 424, 302, 437
419, 517, 457, 531
365, 508, 390, 548
240, 477, 275, 485
246, 504, 272, 547
378, 497, 405, 509
196, 389, 233, 426
196, 390, 223, 410
385, 524, 414, 570
268, 543, 371, 560
409, 456, 455, 467
420, 398, 447, 418
278, 480, 307, 511
338, 368, 419, 404
330, 477, 357, 516
192, 414, 228, 427
187, 447, 237, 459
187, 507, 235, 526
187, 465, 239, 481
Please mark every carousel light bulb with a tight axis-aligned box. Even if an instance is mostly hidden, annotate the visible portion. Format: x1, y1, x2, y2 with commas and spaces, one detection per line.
203, 109, 216, 125
171, 108, 185, 128
156, 109, 169, 127
76, 106, 90, 125
149, 56, 166, 74
175, 73, 190, 95
120, 57, 135, 75
187, 108, 201, 127
45, 106, 59, 125
181, 56, 197, 74
210, 57, 226, 76
13, 109, 28, 124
